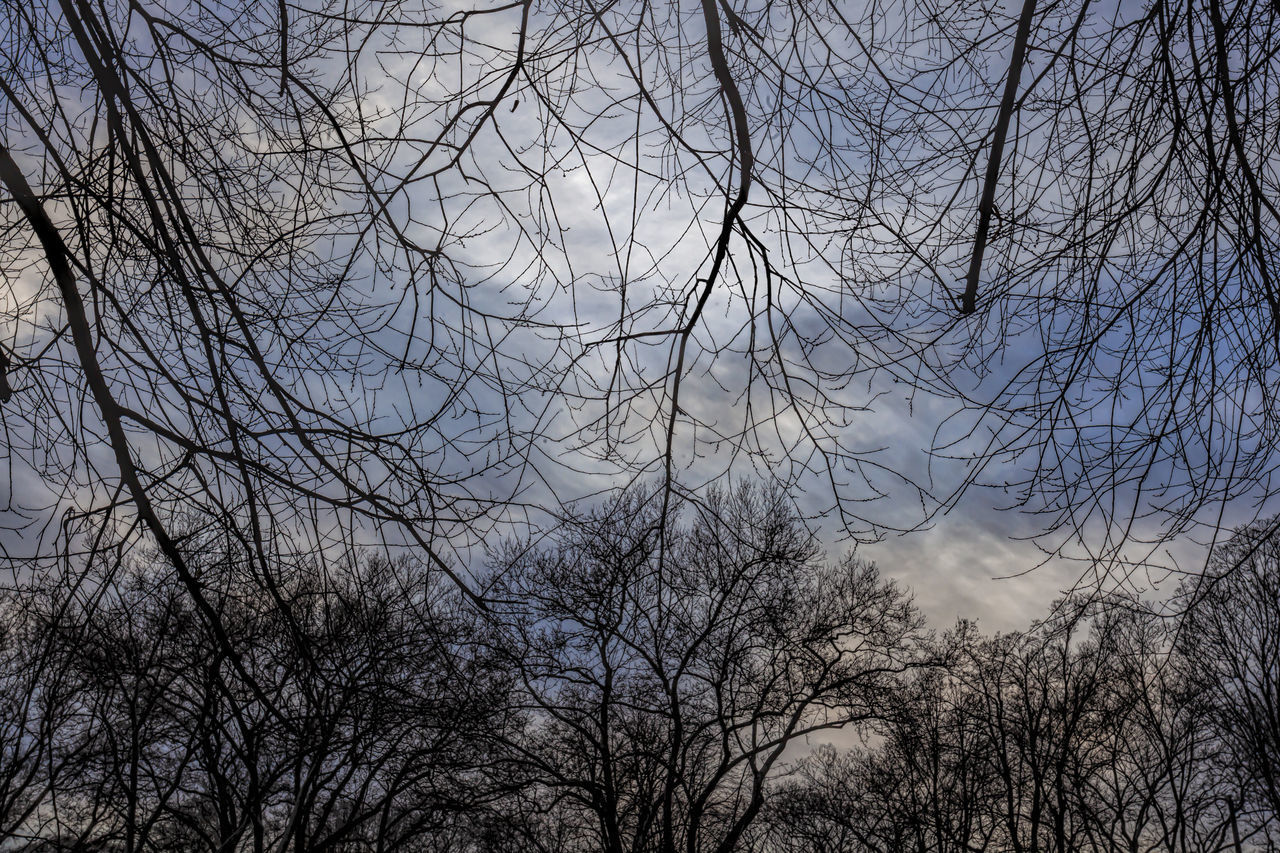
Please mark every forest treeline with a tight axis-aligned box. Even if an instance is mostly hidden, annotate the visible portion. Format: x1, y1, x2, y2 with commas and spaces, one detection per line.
0, 483, 1277, 852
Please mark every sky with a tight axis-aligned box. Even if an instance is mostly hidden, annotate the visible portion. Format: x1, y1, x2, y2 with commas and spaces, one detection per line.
2, 0, 1278, 638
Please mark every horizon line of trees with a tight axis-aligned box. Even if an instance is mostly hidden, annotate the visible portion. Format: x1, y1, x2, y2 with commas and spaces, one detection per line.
0, 482, 1277, 852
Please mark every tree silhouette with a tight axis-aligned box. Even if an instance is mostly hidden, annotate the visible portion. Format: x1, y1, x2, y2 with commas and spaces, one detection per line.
1177, 516, 1280, 826
486, 482, 926, 853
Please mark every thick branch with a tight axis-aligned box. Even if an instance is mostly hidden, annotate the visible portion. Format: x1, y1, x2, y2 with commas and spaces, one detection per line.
660, 0, 756, 487
0, 143, 254, 686
961, 0, 1038, 316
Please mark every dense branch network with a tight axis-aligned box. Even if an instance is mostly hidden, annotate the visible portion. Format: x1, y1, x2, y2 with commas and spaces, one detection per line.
1, 0, 1279, 625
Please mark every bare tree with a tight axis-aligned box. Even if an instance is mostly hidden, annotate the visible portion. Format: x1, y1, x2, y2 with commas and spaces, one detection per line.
486, 482, 926, 853
0, 578, 98, 847
0, 530, 516, 851
757, 596, 1280, 853
1176, 517, 1280, 833
761, 642, 1005, 853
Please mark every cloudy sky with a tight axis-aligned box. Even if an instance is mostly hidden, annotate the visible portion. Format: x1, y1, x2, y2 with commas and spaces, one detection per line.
3, 0, 1277, 638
